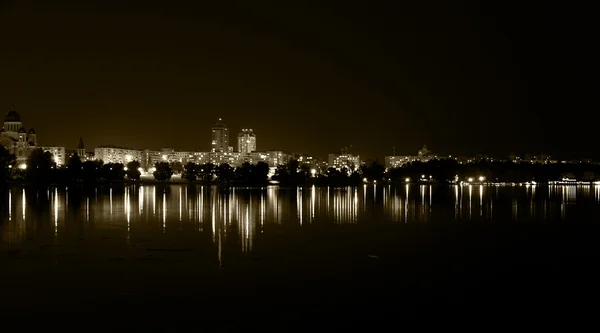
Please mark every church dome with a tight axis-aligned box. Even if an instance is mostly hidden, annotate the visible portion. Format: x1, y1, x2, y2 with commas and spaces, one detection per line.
5, 109, 21, 122
18, 127, 26, 133
28, 128, 36, 134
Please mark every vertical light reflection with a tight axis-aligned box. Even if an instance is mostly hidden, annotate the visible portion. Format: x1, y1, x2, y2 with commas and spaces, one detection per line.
152, 187, 156, 216
479, 185, 483, 217
245, 205, 250, 252
260, 190, 265, 230
8, 189, 11, 221
86, 197, 90, 222
179, 187, 182, 222
162, 192, 166, 233
311, 185, 315, 222
22, 188, 26, 221
363, 185, 366, 212
109, 188, 113, 216
512, 199, 518, 220
139, 186, 144, 215
429, 185, 432, 209
354, 188, 358, 223
454, 185, 459, 219
211, 192, 216, 242
404, 184, 409, 223
468, 185, 472, 220
125, 187, 130, 240
297, 187, 303, 225
373, 184, 376, 203
54, 188, 58, 236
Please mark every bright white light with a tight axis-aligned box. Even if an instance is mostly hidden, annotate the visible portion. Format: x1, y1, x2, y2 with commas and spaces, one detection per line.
468, 177, 474, 182
54, 156, 60, 165
310, 169, 317, 175
123, 167, 128, 171
478, 176, 485, 182
421, 174, 425, 178
150, 167, 156, 172
125, 154, 133, 162
8, 165, 12, 169
138, 167, 144, 172
19, 163, 27, 170
405, 178, 410, 182
162, 155, 167, 161
373, 180, 377, 184
363, 178, 368, 182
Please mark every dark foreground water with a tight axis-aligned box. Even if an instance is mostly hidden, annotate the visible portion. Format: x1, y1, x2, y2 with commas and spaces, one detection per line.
1, 184, 599, 326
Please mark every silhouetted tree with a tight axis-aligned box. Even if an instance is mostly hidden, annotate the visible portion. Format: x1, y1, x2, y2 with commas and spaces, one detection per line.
183, 162, 198, 181
170, 161, 184, 175
0, 146, 15, 184
361, 161, 386, 182
66, 153, 83, 182
26, 148, 55, 185
101, 163, 125, 181
126, 161, 141, 180
272, 159, 311, 185
216, 163, 234, 182
235, 162, 269, 185
198, 163, 216, 181
82, 160, 103, 183
153, 162, 173, 181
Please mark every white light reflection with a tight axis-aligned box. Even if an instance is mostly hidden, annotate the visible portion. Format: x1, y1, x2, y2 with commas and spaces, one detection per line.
109, 188, 113, 216
8, 190, 11, 221
297, 187, 303, 225
405, 184, 409, 223
179, 187, 182, 222
311, 185, 315, 222
125, 187, 131, 240
139, 186, 144, 215
162, 192, 166, 233
54, 188, 58, 236
22, 189, 26, 221
468, 185, 472, 219
153, 187, 156, 216
86, 197, 90, 222
454, 185, 459, 219
479, 185, 483, 217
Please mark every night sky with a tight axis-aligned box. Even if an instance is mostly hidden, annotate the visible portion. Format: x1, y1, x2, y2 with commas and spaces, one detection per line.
0, 1, 594, 160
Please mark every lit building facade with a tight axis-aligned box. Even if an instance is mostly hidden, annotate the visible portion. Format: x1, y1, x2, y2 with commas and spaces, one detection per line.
211, 118, 231, 153
237, 129, 256, 153
40, 147, 66, 166
328, 153, 360, 170
95, 146, 143, 165
0, 106, 38, 162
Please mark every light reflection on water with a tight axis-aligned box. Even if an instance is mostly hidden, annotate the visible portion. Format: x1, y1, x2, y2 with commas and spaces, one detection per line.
2, 184, 600, 258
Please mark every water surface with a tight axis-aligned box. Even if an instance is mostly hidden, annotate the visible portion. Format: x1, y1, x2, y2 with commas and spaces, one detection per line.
1, 184, 599, 323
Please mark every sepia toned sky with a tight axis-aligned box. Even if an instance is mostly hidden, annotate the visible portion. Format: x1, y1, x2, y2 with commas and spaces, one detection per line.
0, 1, 594, 159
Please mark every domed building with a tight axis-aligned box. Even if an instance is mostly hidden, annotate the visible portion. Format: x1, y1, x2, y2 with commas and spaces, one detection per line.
0, 105, 38, 161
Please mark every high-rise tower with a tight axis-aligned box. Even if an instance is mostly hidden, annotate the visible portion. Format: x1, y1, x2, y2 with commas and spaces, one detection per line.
237, 128, 256, 154
211, 118, 229, 153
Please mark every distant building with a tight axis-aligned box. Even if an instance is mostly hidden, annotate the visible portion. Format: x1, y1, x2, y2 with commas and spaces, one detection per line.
211, 118, 231, 153
0, 106, 38, 162
95, 146, 143, 165
328, 153, 360, 170
237, 128, 256, 154
384, 145, 444, 168
40, 147, 66, 166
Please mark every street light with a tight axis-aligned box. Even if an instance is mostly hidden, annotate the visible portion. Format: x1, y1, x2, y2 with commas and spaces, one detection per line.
19, 163, 27, 170
478, 176, 485, 182
468, 177, 474, 182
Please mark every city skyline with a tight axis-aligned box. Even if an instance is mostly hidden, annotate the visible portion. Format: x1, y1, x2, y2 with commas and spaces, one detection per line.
0, 2, 594, 160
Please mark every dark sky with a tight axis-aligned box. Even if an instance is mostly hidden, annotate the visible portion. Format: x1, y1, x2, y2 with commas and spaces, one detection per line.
0, 1, 595, 160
